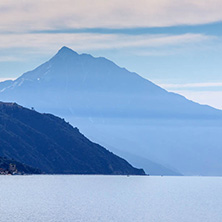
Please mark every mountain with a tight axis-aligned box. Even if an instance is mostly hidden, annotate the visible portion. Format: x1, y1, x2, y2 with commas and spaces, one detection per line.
1, 46, 220, 119
0, 80, 13, 91
0, 156, 42, 174
0, 102, 145, 175
1, 46, 222, 176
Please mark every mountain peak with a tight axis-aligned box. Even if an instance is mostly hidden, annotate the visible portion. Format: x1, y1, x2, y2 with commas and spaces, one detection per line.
56, 46, 78, 56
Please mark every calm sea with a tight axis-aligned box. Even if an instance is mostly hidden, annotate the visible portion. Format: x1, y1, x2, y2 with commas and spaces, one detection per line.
0, 175, 221, 222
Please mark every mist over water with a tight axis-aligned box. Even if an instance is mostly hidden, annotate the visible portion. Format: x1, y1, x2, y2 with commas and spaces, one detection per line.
68, 116, 222, 176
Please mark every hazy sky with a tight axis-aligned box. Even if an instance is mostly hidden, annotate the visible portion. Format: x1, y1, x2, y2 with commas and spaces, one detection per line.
0, 0, 222, 109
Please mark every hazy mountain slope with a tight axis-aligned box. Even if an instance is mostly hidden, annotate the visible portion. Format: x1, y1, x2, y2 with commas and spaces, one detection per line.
0, 102, 145, 175
0, 80, 13, 91
1, 46, 222, 175
102, 146, 182, 176
77, 117, 222, 176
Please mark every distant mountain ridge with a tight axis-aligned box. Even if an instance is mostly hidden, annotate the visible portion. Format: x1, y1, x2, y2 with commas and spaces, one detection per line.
1, 46, 222, 176
1, 46, 220, 119
0, 102, 145, 175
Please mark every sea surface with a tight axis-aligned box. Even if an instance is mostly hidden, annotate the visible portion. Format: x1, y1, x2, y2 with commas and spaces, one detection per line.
0, 175, 222, 222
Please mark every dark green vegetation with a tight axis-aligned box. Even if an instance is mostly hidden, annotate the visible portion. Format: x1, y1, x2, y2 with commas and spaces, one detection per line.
0, 156, 41, 174
0, 102, 145, 175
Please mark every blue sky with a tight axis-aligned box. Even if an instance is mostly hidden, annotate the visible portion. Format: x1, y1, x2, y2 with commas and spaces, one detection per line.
0, 0, 222, 109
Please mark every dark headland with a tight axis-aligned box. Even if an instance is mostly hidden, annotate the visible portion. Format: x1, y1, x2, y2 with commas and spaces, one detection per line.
0, 102, 145, 175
